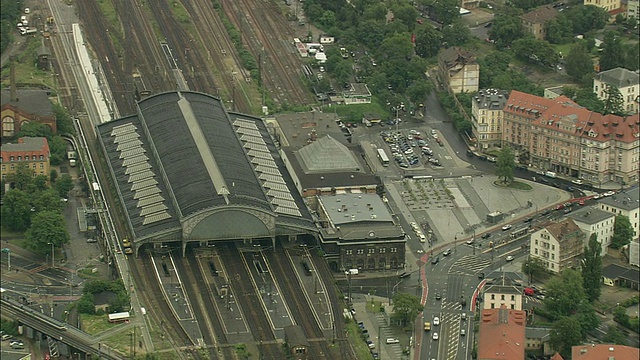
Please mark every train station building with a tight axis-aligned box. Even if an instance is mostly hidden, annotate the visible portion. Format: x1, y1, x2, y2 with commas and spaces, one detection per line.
96, 91, 316, 255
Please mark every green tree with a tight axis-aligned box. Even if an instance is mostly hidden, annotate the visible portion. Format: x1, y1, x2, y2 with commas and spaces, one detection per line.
512, 37, 559, 66
495, 146, 515, 184
549, 316, 583, 357
623, 43, 639, 71
52, 103, 76, 135
522, 256, 547, 284
575, 301, 600, 336
25, 211, 70, 256
602, 85, 625, 115
357, 19, 386, 49
570, 5, 609, 34
33, 189, 64, 214
574, 87, 605, 113
415, 25, 442, 58
431, 0, 459, 25
599, 32, 625, 71
565, 42, 594, 82
0, 190, 32, 232
488, 13, 525, 49
545, 268, 587, 319
55, 174, 75, 198
478, 52, 512, 89
545, 15, 573, 44
406, 81, 432, 105
611, 215, 633, 249
16, 122, 54, 139
390, 293, 423, 326
49, 136, 67, 166
77, 293, 95, 314
441, 20, 471, 47
378, 32, 413, 62
582, 233, 602, 302
613, 306, 630, 327
602, 325, 627, 345
393, 4, 419, 31
4, 164, 35, 191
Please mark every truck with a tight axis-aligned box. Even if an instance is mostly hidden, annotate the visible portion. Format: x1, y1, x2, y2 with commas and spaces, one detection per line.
20, 27, 37, 35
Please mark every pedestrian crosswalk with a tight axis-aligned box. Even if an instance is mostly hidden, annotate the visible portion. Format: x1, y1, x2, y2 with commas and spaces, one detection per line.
374, 313, 404, 359
448, 255, 491, 276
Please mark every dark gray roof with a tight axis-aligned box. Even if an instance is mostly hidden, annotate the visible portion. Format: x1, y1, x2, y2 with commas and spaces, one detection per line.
525, 327, 551, 340
602, 263, 632, 279
568, 207, 615, 225
599, 188, 640, 211
596, 68, 640, 88
474, 89, 509, 110
97, 91, 313, 240
1, 89, 54, 117
619, 267, 639, 284
0, 137, 47, 152
284, 325, 309, 347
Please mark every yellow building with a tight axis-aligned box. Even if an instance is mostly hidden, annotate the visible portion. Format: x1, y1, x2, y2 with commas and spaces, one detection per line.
471, 89, 509, 150
0, 137, 51, 181
584, 0, 621, 12
521, 5, 559, 40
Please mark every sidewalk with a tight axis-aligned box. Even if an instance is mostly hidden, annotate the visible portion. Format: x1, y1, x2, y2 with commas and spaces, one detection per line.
352, 294, 407, 360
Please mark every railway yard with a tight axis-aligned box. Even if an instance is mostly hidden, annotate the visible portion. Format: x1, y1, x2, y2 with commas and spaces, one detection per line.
32, 0, 352, 359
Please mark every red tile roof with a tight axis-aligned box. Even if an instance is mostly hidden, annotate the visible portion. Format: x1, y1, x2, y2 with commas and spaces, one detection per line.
477, 306, 526, 360
550, 352, 564, 360
572, 344, 640, 360
505, 90, 640, 143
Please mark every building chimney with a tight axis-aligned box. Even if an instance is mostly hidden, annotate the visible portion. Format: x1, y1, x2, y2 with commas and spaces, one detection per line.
10, 56, 17, 101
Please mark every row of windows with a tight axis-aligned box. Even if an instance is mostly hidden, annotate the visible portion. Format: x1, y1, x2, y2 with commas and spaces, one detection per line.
0, 171, 45, 180
345, 247, 398, 255
0, 155, 45, 162
489, 294, 517, 301
1, 163, 45, 171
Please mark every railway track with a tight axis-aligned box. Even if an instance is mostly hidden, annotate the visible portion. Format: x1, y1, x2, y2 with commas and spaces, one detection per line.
75, 0, 135, 115
178, 0, 253, 112
265, 245, 332, 359
219, 245, 285, 359
222, 0, 312, 106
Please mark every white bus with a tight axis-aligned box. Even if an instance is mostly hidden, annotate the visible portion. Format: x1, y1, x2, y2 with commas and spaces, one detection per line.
377, 148, 390, 167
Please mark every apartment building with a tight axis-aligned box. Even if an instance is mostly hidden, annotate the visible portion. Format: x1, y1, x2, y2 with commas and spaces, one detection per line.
567, 207, 616, 255
502, 91, 640, 186
598, 188, 640, 238
438, 47, 480, 93
471, 89, 509, 150
529, 219, 586, 274
593, 67, 639, 115
0, 137, 51, 181
521, 5, 559, 40
584, 0, 622, 12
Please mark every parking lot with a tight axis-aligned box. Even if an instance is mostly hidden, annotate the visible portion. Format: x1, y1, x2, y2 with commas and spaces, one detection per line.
380, 128, 445, 170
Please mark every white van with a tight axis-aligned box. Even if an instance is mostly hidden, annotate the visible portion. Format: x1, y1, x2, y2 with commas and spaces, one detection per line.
544, 171, 556, 178
419, 234, 427, 243
386, 338, 400, 344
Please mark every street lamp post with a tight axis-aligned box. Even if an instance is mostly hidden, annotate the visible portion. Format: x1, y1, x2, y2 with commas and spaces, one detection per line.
454, 232, 464, 253
472, 228, 476, 255
48, 242, 55, 267
1, 248, 9, 271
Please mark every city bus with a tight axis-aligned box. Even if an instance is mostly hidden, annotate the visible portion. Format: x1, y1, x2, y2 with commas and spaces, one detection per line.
108, 312, 130, 323
510, 227, 529, 239
377, 148, 390, 167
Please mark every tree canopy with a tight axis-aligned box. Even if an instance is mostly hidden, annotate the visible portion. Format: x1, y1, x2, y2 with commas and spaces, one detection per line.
611, 215, 633, 249
582, 233, 602, 302
565, 42, 594, 84
391, 292, 423, 326
549, 316, 583, 357
545, 268, 587, 319
496, 146, 516, 184
25, 210, 70, 256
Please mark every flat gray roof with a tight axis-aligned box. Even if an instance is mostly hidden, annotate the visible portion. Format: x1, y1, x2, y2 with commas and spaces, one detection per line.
599, 188, 639, 211
568, 207, 615, 225
320, 193, 392, 225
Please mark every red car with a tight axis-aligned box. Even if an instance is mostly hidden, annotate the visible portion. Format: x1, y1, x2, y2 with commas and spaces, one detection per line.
555, 203, 565, 210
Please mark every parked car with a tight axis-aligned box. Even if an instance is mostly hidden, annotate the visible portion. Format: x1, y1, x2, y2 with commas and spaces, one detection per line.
506, 255, 514, 262
433, 317, 440, 326
501, 224, 512, 231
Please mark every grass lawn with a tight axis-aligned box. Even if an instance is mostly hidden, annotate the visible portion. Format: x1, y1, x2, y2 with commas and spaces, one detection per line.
80, 313, 119, 335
